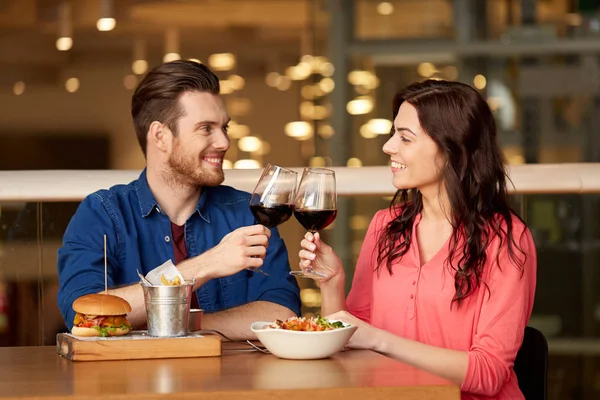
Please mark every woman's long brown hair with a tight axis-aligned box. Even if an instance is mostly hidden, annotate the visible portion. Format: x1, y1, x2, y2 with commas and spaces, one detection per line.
376, 79, 527, 306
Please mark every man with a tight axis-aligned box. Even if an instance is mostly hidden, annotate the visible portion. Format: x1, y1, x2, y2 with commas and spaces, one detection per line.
57, 60, 301, 339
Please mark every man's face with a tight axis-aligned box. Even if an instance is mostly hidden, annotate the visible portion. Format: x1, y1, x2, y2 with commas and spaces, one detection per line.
166, 91, 230, 187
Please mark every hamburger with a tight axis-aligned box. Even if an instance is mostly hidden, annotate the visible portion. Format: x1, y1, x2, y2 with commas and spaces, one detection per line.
71, 293, 132, 337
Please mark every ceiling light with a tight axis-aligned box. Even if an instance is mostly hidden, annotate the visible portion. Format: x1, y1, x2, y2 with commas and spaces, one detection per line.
285, 121, 313, 140
347, 158, 363, 168
347, 96, 374, 115
208, 53, 236, 71
132, 60, 148, 75
123, 75, 137, 90
56, 37, 72, 51
366, 118, 393, 135
228, 74, 245, 90
97, 0, 116, 31
163, 53, 181, 63
473, 74, 487, 90
65, 77, 80, 93
222, 159, 233, 169
13, 81, 25, 96
56, 1, 72, 51
417, 62, 436, 78
238, 136, 262, 152
377, 2, 394, 16
276, 77, 291, 91
234, 159, 261, 169
97, 18, 115, 31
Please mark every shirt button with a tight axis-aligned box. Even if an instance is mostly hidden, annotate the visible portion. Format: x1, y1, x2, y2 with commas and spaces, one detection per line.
410, 294, 414, 299
412, 281, 416, 285
165, 236, 171, 243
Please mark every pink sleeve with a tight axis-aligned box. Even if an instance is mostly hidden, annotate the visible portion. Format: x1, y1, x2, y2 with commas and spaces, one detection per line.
461, 220, 537, 396
346, 210, 387, 324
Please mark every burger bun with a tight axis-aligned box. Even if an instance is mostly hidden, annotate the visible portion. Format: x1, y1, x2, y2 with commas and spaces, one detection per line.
72, 293, 132, 316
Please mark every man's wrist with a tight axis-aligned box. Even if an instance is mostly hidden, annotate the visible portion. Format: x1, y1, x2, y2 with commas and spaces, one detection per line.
179, 252, 215, 289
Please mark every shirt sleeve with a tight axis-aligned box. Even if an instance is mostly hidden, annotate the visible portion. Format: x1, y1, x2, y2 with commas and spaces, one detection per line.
347, 209, 387, 323
57, 193, 121, 330
247, 226, 301, 316
460, 220, 537, 396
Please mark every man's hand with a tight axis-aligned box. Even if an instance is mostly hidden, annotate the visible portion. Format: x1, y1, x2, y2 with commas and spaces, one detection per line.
179, 224, 271, 285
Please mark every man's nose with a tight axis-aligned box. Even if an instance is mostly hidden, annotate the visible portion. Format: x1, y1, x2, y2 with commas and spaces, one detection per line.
213, 131, 230, 150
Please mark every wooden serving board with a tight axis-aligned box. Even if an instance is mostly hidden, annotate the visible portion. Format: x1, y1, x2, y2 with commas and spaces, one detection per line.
56, 330, 222, 361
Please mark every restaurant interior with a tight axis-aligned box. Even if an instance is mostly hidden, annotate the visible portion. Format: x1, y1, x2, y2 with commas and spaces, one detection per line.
1, 0, 600, 398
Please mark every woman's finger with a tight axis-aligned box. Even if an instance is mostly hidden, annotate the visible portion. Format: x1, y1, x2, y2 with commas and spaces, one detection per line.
298, 249, 316, 261
300, 239, 316, 251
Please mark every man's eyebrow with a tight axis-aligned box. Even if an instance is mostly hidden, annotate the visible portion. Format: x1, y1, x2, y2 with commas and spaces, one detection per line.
395, 127, 417, 136
194, 119, 231, 128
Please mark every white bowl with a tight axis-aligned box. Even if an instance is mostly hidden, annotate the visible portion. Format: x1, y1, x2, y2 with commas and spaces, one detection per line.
250, 321, 358, 360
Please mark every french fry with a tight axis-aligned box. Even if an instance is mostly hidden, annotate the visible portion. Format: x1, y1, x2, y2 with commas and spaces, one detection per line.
160, 273, 170, 285
160, 273, 182, 286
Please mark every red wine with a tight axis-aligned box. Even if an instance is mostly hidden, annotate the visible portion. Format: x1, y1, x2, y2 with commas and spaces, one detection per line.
250, 204, 294, 228
294, 209, 337, 232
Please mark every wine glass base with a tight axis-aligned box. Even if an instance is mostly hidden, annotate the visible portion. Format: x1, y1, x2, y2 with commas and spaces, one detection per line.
289, 270, 327, 279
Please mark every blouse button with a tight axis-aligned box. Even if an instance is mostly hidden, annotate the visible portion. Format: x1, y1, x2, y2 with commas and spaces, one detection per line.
410, 294, 414, 299
164, 236, 171, 243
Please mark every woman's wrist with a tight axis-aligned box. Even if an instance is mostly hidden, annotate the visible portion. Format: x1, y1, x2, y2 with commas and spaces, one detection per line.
370, 328, 389, 353
320, 271, 346, 290
318, 272, 347, 315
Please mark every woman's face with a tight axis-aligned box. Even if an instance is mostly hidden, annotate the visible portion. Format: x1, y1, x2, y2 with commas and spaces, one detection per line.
382, 102, 445, 193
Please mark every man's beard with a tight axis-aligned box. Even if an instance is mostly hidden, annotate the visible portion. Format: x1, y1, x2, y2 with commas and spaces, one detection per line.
166, 144, 225, 188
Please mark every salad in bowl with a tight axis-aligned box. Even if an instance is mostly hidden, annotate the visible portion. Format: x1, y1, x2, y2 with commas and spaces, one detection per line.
251, 316, 357, 360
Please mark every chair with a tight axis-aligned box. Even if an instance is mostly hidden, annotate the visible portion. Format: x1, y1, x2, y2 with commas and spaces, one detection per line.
514, 326, 548, 400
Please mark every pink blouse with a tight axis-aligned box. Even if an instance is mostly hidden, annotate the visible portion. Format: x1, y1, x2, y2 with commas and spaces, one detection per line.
347, 208, 537, 400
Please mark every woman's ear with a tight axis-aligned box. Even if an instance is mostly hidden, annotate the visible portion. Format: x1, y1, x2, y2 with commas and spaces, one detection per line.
148, 121, 170, 153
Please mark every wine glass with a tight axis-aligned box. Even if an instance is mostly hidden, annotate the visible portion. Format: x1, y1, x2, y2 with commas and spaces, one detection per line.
249, 164, 298, 276
289, 167, 337, 279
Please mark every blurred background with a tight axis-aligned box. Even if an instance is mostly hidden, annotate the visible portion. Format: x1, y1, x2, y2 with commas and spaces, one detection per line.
1, 0, 600, 398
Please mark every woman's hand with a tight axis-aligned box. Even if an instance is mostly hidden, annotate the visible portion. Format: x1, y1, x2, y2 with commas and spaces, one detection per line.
326, 310, 380, 350
298, 232, 343, 282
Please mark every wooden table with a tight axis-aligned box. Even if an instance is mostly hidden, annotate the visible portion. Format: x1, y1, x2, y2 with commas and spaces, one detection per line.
0, 343, 460, 399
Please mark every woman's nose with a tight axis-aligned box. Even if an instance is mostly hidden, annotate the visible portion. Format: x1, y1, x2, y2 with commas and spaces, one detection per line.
382, 138, 396, 155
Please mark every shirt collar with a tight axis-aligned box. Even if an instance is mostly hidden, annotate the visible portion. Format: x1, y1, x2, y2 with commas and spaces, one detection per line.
195, 188, 211, 223
135, 168, 211, 223
135, 169, 158, 218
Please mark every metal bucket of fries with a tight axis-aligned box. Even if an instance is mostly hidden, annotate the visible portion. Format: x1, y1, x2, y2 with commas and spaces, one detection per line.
142, 280, 193, 337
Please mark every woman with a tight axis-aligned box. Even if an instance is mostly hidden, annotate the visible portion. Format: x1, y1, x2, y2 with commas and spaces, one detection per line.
299, 79, 537, 399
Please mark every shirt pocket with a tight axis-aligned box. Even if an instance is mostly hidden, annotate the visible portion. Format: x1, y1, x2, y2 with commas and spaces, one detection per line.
218, 271, 248, 309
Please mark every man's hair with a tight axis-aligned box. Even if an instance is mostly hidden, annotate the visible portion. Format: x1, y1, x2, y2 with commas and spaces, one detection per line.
131, 60, 220, 156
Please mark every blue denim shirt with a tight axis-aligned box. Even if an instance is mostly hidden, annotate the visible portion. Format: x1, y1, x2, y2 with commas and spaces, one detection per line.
57, 170, 301, 329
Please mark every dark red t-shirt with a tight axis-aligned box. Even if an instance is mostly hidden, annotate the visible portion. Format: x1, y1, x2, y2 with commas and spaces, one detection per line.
171, 223, 187, 264
171, 222, 199, 309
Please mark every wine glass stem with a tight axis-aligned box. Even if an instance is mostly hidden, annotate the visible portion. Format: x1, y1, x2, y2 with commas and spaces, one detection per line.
305, 230, 328, 278
247, 267, 269, 276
